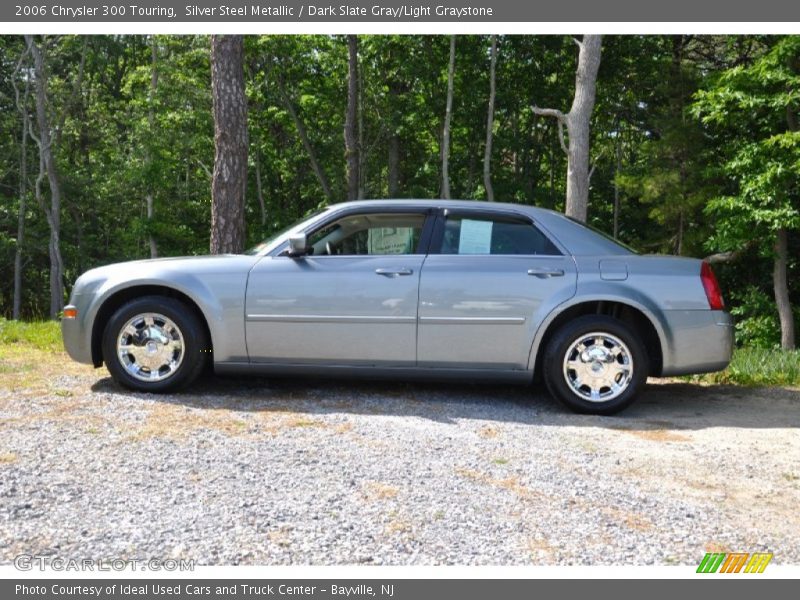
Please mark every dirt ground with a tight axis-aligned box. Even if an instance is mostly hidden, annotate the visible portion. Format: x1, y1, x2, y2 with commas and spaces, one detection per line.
1, 348, 799, 565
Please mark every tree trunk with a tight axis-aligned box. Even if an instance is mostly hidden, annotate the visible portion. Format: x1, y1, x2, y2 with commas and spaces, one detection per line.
386, 60, 405, 197
388, 133, 400, 197
441, 36, 456, 199
146, 37, 159, 258
564, 36, 602, 222
675, 209, 684, 256
345, 35, 359, 201
613, 129, 621, 239
254, 147, 267, 226
521, 116, 539, 204
533, 35, 602, 222
210, 35, 248, 254
358, 61, 367, 199
25, 35, 64, 319
483, 35, 498, 202
773, 228, 795, 350
548, 135, 556, 208
278, 82, 334, 202
13, 72, 30, 320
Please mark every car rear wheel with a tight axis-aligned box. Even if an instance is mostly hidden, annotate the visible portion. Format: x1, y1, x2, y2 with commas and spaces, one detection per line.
102, 296, 208, 393
543, 315, 648, 415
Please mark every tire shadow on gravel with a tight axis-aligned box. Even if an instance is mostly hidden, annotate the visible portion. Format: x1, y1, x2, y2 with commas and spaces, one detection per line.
90, 374, 799, 431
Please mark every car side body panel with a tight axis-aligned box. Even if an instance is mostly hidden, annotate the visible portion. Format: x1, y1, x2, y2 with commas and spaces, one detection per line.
62, 199, 733, 387
62, 255, 256, 365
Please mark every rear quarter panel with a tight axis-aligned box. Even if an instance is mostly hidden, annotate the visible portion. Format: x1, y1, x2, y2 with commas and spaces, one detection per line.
527, 255, 732, 375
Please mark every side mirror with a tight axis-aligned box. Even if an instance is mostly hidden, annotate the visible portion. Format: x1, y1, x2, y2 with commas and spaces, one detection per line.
287, 233, 309, 258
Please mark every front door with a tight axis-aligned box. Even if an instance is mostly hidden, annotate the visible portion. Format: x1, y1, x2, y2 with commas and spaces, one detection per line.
245, 210, 432, 366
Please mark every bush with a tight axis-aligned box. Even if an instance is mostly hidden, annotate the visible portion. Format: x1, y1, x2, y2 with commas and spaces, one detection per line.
689, 347, 800, 387
729, 286, 783, 349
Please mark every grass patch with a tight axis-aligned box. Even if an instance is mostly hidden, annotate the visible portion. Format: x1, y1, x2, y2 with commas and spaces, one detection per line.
686, 347, 800, 387
0, 319, 62, 353
126, 404, 249, 442
477, 425, 499, 439
456, 468, 544, 501
0, 452, 18, 464
0, 319, 90, 395
362, 481, 399, 501
385, 518, 412, 535
610, 423, 691, 443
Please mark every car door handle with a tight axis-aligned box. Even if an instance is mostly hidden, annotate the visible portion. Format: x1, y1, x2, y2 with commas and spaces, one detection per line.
527, 267, 565, 278
375, 267, 414, 277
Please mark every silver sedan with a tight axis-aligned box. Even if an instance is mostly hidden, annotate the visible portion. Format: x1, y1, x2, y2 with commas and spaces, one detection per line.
62, 200, 733, 414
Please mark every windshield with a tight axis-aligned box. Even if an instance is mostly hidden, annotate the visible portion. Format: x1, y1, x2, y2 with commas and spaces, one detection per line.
244, 208, 329, 256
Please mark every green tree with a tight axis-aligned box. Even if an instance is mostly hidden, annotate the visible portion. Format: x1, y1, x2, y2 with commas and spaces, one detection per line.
694, 36, 800, 349
613, 36, 715, 256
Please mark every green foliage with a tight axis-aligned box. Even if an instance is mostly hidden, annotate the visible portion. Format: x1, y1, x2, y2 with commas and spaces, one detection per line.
690, 347, 800, 386
690, 37, 800, 349
0, 33, 797, 346
729, 286, 783, 348
609, 37, 713, 256
694, 37, 800, 251
0, 318, 62, 352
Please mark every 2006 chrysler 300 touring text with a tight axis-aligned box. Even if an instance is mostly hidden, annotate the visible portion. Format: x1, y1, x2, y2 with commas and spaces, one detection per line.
61, 200, 733, 414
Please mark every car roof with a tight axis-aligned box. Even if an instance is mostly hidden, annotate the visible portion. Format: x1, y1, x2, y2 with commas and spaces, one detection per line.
324, 199, 633, 256
328, 198, 558, 217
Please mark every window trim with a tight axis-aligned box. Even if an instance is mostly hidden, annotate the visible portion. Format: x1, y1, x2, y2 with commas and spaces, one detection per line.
270, 206, 438, 258
429, 208, 565, 257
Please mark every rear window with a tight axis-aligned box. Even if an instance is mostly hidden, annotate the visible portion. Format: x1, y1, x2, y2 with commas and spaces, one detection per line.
567, 217, 639, 254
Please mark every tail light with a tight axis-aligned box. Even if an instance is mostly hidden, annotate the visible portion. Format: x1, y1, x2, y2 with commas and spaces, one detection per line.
700, 261, 724, 310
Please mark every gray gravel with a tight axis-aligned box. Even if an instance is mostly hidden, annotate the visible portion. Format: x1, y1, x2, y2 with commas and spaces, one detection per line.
1, 372, 799, 565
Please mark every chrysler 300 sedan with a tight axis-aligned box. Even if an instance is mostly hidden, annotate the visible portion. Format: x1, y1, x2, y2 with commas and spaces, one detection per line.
62, 200, 733, 414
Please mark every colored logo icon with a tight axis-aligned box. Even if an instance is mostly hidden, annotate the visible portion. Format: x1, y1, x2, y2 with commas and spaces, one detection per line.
697, 552, 773, 573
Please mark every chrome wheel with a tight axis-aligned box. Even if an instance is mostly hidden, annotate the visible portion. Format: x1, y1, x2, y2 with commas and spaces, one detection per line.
116, 312, 184, 382
562, 331, 634, 403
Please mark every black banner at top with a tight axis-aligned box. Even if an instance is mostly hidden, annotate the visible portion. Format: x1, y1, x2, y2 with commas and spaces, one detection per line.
4, 0, 800, 22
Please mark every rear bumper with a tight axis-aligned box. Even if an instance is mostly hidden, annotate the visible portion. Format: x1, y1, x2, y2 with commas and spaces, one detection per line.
659, 310, 734, 376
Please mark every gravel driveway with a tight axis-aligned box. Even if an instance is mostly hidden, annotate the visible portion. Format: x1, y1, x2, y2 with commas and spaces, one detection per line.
1, 363, 799, 566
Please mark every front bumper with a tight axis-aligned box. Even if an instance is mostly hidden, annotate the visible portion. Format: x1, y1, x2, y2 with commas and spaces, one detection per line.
61, 295, 96, 366
659, 310, 734, 376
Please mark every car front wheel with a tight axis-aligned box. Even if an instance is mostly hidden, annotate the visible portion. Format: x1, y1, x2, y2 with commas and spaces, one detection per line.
102, 296, 208, 393
543, 315, 648, 415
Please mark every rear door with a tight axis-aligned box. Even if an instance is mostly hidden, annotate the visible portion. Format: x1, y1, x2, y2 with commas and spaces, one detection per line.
417, 209, 577, 370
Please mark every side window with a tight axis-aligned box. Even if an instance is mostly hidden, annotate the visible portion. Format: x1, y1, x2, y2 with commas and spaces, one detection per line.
439, 214, 561, 256
307, 212, 426, 256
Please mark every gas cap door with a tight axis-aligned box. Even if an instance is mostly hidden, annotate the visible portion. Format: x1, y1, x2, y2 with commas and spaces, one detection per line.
599, 259, 628, 281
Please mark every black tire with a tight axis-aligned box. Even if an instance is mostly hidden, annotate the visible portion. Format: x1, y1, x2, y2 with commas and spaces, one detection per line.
102, 296, 209, 393
542, 315, 648, 415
